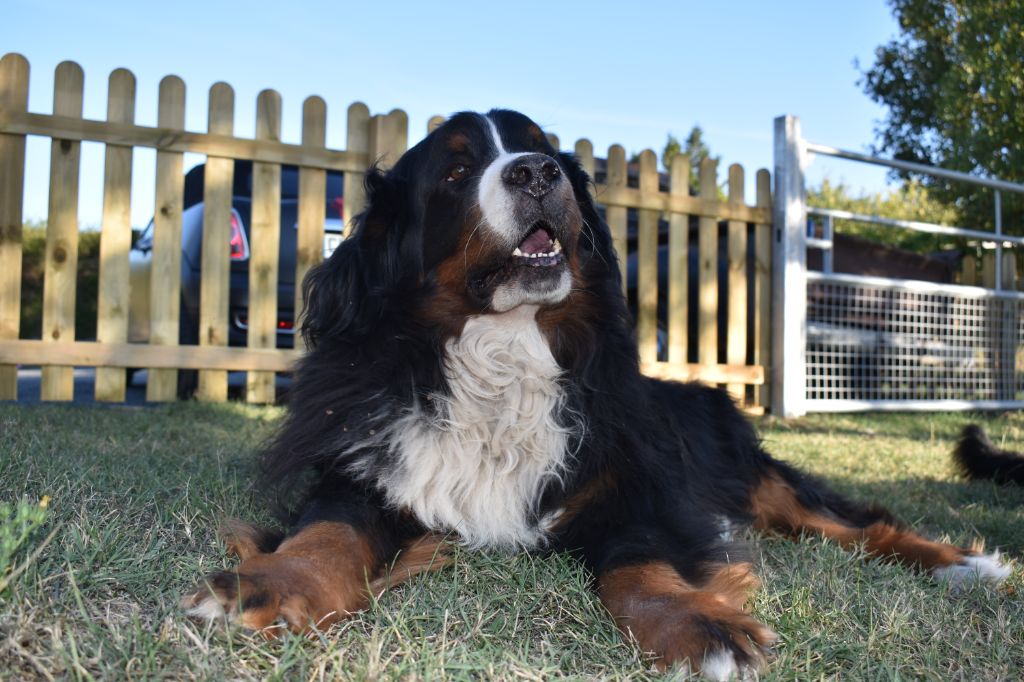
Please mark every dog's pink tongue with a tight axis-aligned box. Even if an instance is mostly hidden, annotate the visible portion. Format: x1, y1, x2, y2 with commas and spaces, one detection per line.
519, 228, 552, 254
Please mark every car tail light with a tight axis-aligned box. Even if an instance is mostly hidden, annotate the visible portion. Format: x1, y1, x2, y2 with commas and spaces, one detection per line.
229, 209, 250, 261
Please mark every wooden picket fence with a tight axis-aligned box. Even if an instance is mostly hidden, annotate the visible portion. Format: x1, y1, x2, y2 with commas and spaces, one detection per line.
0, 53, 773, 412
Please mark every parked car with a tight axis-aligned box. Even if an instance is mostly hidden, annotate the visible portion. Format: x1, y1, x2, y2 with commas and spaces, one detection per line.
128, 161, 345, 393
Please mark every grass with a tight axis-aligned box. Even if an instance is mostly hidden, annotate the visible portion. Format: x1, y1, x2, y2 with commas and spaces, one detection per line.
1, 403, 1023, 681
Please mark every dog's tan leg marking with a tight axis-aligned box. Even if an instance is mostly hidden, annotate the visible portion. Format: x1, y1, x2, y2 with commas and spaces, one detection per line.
599, 561, 774, 679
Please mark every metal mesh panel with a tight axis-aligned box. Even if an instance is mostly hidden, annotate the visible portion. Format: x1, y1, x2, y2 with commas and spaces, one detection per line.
806, 276, 1024, 408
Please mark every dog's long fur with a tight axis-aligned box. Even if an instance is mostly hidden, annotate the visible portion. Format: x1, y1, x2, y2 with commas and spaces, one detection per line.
184, 110, 1010, 679
955, 425, 1024, 485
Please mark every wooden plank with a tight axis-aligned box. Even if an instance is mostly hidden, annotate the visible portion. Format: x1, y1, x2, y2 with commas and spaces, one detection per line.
246, 89, 282, 404
545, 133, 560, 151
146, 75, 186, 402
755, 169, 772, 409
369, 109, 409, 171
0, 110, 369, 173
295, 95, 327, 351
962, 255, 978, 285
636, 150, 659, 364
667, 154, 689, 365
41, 60, 84, 401
94, 68, 136, 402
725, 164, 747, 403
593, 183, 771, 224
640, 360, 764, 386
697, 158, 718, 368
427, 115, 445, 134
196, 82, 235, 402
0, 339, 299, 372
342, 102, 370, 236
982, 251, 996, 288
604, 144, 628, 291
0, 53, 29, 400
574, 139, 595, 186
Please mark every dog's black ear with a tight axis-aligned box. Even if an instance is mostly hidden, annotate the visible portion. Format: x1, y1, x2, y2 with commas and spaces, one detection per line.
300, 165, 416, 347
557, 151, 618, 276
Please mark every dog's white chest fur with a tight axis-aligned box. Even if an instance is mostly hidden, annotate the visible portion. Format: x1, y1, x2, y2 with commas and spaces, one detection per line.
380, 306, 573, 549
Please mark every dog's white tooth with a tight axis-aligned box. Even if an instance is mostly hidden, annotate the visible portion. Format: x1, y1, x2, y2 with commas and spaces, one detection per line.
553, 240, 562, 252
513, 247, 523, 257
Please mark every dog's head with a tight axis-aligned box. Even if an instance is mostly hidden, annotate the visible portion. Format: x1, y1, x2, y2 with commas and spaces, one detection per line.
302, 110, 615, 345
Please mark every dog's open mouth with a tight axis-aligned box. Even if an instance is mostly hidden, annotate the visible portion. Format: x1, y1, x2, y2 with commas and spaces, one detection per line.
511, 224, 563, 267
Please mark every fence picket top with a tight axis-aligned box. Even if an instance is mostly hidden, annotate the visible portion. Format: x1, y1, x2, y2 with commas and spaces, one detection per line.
1, 54, 29, 110
208, 82, 234, 134
756, 169, 771, 208
728, 164, 744, 203
343, 102, 371, 234
428, 115, 445, 134
106, 69, 136, 122
573, 138, 595, 181
546, 133, 559, 151
256, 89, 283, 140
606, 144, 626, 186
53, 61, 85, 116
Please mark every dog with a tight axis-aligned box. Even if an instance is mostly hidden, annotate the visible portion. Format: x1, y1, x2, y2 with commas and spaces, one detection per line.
183, 110, 1011, 679
955, 425, 1024, 486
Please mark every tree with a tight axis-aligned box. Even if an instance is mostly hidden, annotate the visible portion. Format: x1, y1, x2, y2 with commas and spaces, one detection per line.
661, 127, 719, 195
861, 0, 1024, 233
807, 178, 962, 253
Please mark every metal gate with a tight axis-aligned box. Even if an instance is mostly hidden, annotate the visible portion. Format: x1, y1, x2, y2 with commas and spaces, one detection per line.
771, 116, 1024, 416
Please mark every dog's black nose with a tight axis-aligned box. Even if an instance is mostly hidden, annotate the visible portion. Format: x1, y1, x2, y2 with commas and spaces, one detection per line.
502, 154, 562, 198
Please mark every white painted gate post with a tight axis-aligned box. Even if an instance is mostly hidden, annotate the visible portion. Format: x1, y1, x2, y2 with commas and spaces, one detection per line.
771, 115, 808, 417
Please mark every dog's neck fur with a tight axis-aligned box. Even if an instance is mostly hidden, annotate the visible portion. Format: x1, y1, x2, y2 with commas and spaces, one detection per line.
379, 305, 575, 549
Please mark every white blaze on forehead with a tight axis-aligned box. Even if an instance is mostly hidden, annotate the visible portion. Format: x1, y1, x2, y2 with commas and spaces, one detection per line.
478, 115, 532, 245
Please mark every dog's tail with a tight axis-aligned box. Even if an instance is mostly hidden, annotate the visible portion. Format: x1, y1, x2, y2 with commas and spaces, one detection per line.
953, 425, 1024, 485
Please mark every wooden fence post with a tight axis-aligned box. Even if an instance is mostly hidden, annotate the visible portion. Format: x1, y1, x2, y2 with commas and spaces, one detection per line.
667, 154, 689, 365
342, 102, 370, 236
772, 115, 808, 417
246, 89, 282, 404
0, 53, 29, 400
295, 95, 327, 348
637, 149, 659, 364
41, 60, 84, 401
368, 109, 408, 171
605, 145, 627, 291
146, 75, 186, 402
574, 139, 595, 183
755, 169, 773, 409
196, 82, 235, 402
697, 158, 718, 368
95, 68, 136, 402
726, 164, 747, 403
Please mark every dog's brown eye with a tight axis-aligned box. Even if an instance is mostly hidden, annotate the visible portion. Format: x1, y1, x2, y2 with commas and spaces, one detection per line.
446, 164, 469, 182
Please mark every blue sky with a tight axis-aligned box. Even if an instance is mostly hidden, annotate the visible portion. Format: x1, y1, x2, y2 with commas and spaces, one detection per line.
4, 0, 899, 227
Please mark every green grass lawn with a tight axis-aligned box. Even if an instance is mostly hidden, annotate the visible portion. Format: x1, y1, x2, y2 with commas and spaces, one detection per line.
1, 403, 1023, 680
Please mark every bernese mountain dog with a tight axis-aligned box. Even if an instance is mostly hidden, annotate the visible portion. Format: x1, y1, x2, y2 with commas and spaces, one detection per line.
183, 110, 1011, 679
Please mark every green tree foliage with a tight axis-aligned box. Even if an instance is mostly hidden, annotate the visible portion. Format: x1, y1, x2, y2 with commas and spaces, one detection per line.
661, 126, 720, 194
808, 178, 964, 252
19, 222, 100, 340
861, 0, 1024, 233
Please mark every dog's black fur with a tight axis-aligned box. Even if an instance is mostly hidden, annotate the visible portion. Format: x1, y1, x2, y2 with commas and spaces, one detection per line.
955, 425, 1024, 485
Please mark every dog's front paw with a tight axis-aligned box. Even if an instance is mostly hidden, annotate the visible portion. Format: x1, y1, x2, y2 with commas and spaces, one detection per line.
618, 593, 775, 680
182, 553, 362, 636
